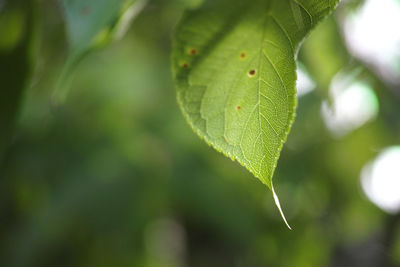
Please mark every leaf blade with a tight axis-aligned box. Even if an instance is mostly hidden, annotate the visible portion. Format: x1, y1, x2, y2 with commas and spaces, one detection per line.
172, 0, 339, 223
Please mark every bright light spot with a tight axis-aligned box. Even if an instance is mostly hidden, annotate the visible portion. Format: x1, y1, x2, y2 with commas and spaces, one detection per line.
343, 0, 400, 81
321, 73, 379, 137
297, 63, 316, 97
361, 146, 400, 214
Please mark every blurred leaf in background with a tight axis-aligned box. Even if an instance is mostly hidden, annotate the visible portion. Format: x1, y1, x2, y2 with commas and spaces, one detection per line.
53, 0, 147, 103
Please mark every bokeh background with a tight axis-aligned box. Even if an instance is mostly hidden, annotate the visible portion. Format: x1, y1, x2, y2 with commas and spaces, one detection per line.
1, 0, 400, 266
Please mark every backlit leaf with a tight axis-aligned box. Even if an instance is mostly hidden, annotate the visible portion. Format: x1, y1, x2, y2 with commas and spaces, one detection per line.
172, 0, 339, 226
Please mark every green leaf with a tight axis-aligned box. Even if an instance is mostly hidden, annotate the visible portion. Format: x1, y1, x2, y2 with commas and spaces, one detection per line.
59, 0, 137, 55
172, 0, 339, 226
54, 0, 146, 103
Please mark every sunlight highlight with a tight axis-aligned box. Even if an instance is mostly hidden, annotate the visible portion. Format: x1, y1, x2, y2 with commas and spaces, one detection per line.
321, 74, 379, 137
343, 0, 400, 81
361, 147, 400, 214
297, 63, 316, 97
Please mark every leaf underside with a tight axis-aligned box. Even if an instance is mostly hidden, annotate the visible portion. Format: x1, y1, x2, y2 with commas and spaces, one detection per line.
172, 0, 338, 225
59, 0, 128, 55
55, 0, 144, 103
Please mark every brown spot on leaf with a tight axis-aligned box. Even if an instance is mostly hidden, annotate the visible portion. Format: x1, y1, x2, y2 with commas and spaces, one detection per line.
236, 105, 241, 110
182, 63, 189, 68
189, 49, 197, 55
240, 52, 247, 59
248, 70, 256, 77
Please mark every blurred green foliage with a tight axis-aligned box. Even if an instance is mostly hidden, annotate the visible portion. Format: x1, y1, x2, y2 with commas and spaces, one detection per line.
0, 0, 36, 162
0, 0, 399, 267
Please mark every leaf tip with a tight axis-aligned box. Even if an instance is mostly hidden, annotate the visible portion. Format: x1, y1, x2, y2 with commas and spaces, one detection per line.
272, 185, 292, 230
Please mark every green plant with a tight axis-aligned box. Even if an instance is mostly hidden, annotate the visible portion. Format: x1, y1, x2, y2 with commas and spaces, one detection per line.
1, 0, 339, 226
172, 0, 338, 226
